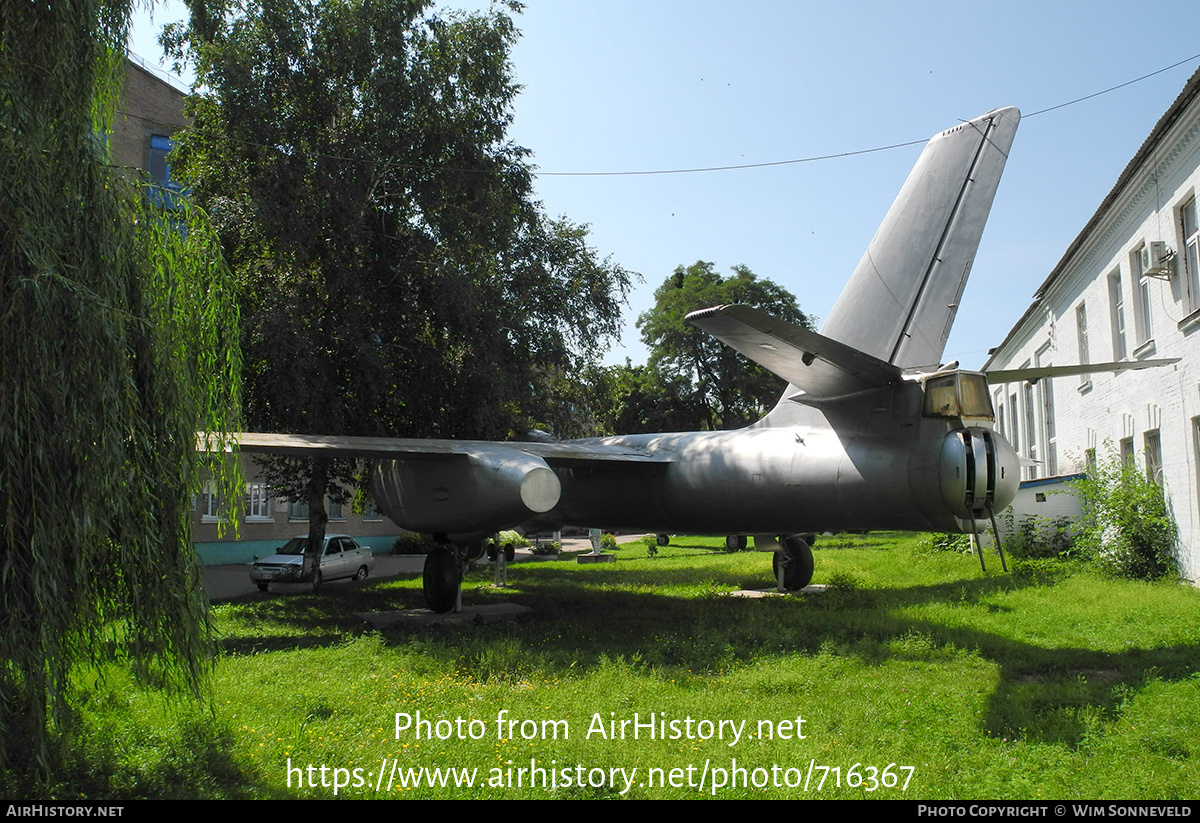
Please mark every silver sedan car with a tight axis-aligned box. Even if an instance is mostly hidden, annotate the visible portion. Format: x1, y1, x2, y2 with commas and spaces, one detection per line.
250, 534, 375, 591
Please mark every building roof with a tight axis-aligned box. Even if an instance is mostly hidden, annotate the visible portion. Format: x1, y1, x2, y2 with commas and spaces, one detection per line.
984, 65, 1200, 369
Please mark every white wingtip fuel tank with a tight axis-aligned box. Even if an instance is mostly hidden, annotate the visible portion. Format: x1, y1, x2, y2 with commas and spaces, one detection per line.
370, 448, 561, 536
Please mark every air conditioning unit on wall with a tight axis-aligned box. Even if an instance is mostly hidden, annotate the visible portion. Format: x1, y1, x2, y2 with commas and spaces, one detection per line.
1141, 240, 1174, 278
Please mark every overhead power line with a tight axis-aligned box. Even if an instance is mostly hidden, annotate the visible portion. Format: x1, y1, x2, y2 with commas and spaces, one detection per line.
121, 52, 1199, 178
536, 54, 1200, 177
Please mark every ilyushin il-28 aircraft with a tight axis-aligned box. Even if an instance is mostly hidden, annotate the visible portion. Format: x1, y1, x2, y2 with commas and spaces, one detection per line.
222, 105, 1175, 612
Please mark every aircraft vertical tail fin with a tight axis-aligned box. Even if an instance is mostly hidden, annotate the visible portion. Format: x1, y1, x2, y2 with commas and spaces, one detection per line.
820, 107, 1020, 370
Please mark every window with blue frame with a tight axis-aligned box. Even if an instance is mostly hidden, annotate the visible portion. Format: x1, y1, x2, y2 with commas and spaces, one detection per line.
147, 134, 185, 209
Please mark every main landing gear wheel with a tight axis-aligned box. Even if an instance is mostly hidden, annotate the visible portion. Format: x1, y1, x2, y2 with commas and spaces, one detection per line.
463, 541, 486, 562
772, 536, 814, 591
725, 534, 748, 552
423, 546, 461, 614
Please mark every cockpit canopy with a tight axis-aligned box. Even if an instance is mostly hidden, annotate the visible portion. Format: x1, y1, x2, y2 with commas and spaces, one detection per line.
922, 372, 993, 420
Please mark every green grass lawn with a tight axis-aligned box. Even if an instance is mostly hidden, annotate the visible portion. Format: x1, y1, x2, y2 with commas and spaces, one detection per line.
48, 533, 1199, 799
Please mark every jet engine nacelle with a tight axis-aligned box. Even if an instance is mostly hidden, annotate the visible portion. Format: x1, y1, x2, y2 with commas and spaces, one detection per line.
370, 450, 561, 535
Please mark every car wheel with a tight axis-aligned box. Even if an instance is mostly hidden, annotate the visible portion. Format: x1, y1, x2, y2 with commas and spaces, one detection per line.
256, 583, 268, 592
354, 565, 369, 581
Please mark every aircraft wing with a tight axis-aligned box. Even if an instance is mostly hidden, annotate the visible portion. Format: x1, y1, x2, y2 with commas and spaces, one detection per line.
198, 432, 673, 537
985, 358, 1181, 383
686, 304, 903, 401
200, 431, 673, 465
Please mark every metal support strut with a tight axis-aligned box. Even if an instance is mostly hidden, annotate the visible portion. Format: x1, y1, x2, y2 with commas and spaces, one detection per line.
986, 504, 1008, 573
491, 533, 508, 588
967, 509, 986, 572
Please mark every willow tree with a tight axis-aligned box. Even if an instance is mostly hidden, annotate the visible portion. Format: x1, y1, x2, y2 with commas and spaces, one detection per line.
0, 0, 241, 780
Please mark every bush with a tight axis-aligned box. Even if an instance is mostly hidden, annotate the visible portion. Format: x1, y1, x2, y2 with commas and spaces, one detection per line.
498, 529, 530, 548
641, 535, 659, 558
530, 541, 562, 557
920, 532, 971, 553
391, 532, 434, 555
1073, 454, 1179, 581
1003, 514, 1074, 560
600, 532, 619, 551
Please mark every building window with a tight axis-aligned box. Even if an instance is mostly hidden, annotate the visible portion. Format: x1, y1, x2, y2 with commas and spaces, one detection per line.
996, 393, 1006, 438
1144, 430, 1162, 485
1194, 418, 1200, 510
1130, 244, 1153, 347
148, 135, 172, 185
1085, 447, 1097, 475
1075, 303, 1091, 389
1181, 197, 1200, 317
1039, 374, 1057, 477
1008, 391, 1020, 452
200, 484, 223, 522
289, 498, 310, 521
147, 135, 185, 210
328, 498, 345, 520
245, 483, 273, 521
1108, 269, 1127, 360
1024, 379, 1038, 478
1119, 437, 1135, 467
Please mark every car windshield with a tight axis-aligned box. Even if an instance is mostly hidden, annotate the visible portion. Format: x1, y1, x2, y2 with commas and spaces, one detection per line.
276, 538, 312, 556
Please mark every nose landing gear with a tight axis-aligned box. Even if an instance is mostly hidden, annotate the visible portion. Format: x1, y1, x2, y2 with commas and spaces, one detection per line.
757, 534, 814, 592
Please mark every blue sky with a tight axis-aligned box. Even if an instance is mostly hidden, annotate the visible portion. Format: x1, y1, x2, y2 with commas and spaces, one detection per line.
129, 1, 1200, 370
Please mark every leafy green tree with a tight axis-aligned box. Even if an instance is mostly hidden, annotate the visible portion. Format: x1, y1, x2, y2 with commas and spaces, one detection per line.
582, 361, 701, 435
164, 0, 633, 564
1073, 450, 1180, 580
637, 262, 810, 430
0, 0, 241, 782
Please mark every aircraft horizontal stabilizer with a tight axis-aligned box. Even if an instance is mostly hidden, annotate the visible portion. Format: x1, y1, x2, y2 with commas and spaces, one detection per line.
686, 304, 902, 401
985, 358, 1180, 384
199, 432, 672, 464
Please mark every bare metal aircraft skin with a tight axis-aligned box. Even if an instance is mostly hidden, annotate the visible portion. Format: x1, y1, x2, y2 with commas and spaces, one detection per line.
222, 106, 1168, 610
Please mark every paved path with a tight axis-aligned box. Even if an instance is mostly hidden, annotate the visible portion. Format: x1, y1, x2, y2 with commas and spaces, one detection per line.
199, 535, 647, 601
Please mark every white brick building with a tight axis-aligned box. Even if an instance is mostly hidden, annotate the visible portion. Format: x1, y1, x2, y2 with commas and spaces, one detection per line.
984, 67, 1200, 581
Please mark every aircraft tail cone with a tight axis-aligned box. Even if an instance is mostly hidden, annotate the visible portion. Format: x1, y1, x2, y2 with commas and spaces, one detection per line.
939, 427, 1019, 522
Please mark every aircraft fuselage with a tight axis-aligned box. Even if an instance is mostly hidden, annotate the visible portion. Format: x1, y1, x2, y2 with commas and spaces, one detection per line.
365, 378, 1020, 544
543, 384, 1017, 537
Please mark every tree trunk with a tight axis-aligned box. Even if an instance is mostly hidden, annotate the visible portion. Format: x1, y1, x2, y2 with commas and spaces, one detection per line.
302, 456, 330, 585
